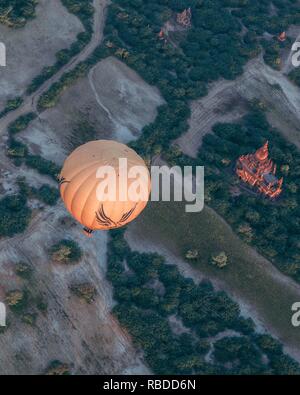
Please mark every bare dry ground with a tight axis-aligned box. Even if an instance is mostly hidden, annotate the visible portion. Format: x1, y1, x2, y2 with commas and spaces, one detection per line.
18, 56, 164, 164
0, 1, 155, 375
0, 204, 149, 374
0, 54, 165, 375
176, 42, 300, 157
175, 79, 249, 157
0, 0, 299, 374
0, 0, 84, 111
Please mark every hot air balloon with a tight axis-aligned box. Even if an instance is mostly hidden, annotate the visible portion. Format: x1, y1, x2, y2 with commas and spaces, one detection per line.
59, 140, 151, 236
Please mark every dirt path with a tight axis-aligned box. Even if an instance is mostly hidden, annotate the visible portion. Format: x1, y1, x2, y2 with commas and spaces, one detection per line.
0, 0, 110, 191
0, 0, 109, 133
175, 77, 248, 157
176, 53, 300, 157
0, 0, 150, 374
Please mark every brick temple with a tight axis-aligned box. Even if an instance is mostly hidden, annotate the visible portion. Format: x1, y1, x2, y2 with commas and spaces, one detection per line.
176, 8, 192, 28
236, 141, 283, 199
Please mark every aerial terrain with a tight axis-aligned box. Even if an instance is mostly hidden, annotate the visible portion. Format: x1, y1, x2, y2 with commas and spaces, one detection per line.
0, 0, 300, 375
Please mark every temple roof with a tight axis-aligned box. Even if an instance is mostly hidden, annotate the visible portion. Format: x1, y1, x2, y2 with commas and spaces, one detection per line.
236, 141, 283, 198
263, 173, 278, 184
255, 141, 269, 161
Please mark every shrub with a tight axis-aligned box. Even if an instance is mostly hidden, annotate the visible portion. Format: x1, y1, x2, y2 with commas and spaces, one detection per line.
211, 252, 229, 268
0, 194, 31, 237
15, 262, 33, 279
5, 290, 27, 312
0, 96, 23, 118
70, 283, 97, 303
21, 312, 37, 326
50, 239, 82, 264
8, 113, 37, 135
34, 185, 59, 206
45, 360, 70, 375
25, 155, 60, 180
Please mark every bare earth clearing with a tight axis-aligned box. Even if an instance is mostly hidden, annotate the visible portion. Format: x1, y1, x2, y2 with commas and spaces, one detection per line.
176, 41, 300, 157
18, 56, 164, 164
0, 204, 149, 374
0, 0, 84, 111
0, 0, 151, 374
0, 0, 108, 133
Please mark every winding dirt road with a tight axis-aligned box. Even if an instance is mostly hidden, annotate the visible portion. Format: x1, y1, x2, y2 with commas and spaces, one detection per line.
0, 0, 150, 374
0, 0, 108, 133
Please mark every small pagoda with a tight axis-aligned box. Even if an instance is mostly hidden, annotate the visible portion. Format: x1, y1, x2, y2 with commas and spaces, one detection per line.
176, 8, 192, 28
278, 31, 287, 42
236, 141, 283, 199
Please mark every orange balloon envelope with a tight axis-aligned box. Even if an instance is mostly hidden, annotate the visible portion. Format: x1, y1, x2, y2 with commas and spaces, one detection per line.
59, 140, 151, 236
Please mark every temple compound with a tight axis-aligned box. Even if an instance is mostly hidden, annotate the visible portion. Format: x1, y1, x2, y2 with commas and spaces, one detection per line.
236, 141, 283, 199
176, 8, 192, 28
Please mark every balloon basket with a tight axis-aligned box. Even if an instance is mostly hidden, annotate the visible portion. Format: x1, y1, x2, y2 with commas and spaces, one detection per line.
82, 227, 93, 238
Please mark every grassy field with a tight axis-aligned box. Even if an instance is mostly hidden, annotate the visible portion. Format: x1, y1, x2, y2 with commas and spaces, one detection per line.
127, 200, 300, 360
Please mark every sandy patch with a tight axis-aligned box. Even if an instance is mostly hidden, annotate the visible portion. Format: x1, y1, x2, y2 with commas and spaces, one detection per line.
18, 56, 164, 164
0, 203, 150, 374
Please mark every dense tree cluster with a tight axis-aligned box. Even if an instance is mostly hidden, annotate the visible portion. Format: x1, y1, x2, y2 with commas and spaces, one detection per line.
165, 104, 300, 280
50, 239, 82, 264
98, 0, 299, 160
1, 0, 299, 375
0, 193, 31, 237
7, 112, 37, 135
168, 107, 300, 281
96, 0, 300, 284
0, 97, 23, 119
17, 177, 59, 206
0, 0, 37, 28
40, 0, 300, 112
107, 229, 300, 375
25, 154, 60, 180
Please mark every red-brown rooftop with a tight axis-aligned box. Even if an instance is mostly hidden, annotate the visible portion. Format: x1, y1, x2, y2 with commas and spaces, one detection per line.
236, 141, 283, 199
